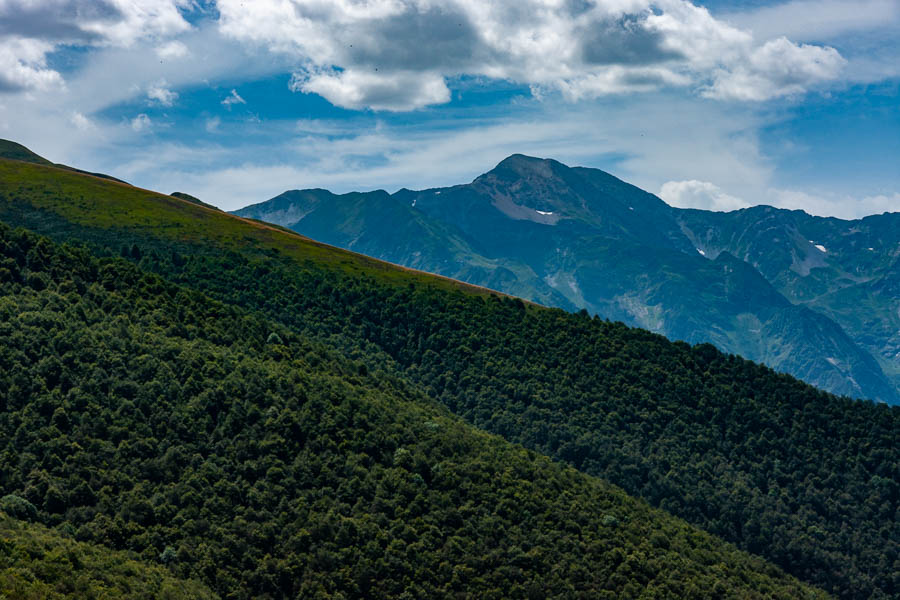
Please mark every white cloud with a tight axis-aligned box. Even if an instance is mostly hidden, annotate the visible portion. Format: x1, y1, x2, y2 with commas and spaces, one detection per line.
659, 180, 750, 211
131, 113, 152, 132
0, 37, 64, 91
0, 0, 191, 92
205, 116, 221, 132
291, 69, 450, 111
769, 189, 900, 219
69, 111, 93, 131
156, 40, 189, 59
704, 37, 845, 101
221, 88, 246, 107
147, 80, 178, 106
721, 0, 900, 42
71, 0, 192, 47
215, 0, 846, 111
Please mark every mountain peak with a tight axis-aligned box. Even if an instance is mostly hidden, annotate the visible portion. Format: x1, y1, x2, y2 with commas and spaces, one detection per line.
488, 154, 561, 180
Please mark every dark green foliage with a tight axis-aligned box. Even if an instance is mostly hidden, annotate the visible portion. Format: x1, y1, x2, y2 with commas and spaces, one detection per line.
0, 495, 37, 521
0, 223, 825, 599
0, 513, 216, 599
120, 242, 898, 599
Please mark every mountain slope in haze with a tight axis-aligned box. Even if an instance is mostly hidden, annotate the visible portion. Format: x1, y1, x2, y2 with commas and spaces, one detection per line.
236, 154, 900, 404
0, 220, 828, 599
678, 205, 900, 393
0, 150, 896, 599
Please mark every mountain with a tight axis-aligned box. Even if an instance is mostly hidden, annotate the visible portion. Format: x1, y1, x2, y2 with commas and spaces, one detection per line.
0, 164, 830, 599
677, 206, 900, 394
235, 154, 900, 405
1, 144, 898, 598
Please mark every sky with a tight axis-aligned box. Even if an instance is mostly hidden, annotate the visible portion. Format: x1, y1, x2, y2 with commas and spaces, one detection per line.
0, 0, 897, 217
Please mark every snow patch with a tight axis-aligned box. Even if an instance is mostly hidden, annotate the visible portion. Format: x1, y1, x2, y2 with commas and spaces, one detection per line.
697, 248, 706, 256
435, 191, 441, 195
411, 198, 417, 207
868, 247, 874, 251
628, 207, 634, 211
814, 244, 827, 253
826, 357, 840, 367
536, 210, 554, 215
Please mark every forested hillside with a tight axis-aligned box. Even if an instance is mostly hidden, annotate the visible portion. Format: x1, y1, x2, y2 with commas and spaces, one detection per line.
0, 155, 897, 598
0, 512, 215, 599
0, 222, 826, 599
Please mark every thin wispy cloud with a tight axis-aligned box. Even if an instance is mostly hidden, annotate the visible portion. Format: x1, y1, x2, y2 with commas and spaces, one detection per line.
221, 88, 245, 107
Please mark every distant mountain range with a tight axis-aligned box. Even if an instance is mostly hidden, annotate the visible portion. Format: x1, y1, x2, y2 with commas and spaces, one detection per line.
235, 154, 900, 405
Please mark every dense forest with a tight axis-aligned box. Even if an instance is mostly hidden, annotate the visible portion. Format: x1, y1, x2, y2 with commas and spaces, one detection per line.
0, 157, 897, 598
0, 512, 215, 599
135, 236, 898, 600
0, 223, 827, 598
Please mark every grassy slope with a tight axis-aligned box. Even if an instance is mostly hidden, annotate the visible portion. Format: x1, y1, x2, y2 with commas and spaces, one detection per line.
0, 141, 53, 166
0, 159, 516, 299
0, 513, 215, 600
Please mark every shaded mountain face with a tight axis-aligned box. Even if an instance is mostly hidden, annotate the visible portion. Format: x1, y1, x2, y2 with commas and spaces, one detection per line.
235, 154, 900, 404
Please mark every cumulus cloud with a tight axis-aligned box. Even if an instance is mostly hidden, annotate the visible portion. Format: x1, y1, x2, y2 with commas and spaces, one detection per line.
216, 0, 846, 111
660, 180, 749, 211
704, 37, 845, 101
69, 111, 93, 131
0, 0, 191, 92
156, 40, 188, 60
0, 37, 64, 91
131, 113, 151, 132
221, 88, 246, 107
291, 69, 450, 111
147, 80, 178, 106
0, 0, 193, 47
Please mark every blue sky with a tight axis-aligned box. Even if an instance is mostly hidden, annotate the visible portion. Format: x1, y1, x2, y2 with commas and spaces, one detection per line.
0, 0, 897, 217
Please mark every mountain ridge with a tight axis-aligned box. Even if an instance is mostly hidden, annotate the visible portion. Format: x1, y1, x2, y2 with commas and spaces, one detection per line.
235, 154, 900, 404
